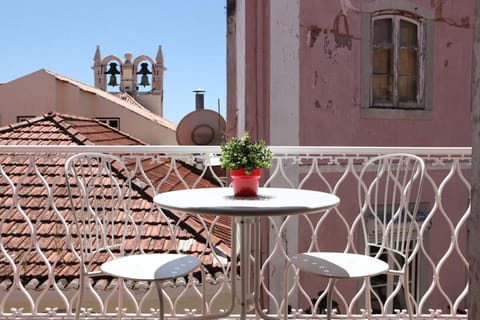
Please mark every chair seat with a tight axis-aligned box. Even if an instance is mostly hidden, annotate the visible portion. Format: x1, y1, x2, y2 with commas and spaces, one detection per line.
101, 253, 201, 281
291, 252, 389, 279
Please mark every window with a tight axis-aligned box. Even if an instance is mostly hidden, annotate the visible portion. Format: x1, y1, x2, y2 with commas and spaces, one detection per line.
96, 117, 120, 129
372, 16, 419, 107
17, 115, 35, 122
361, 1, 434, 119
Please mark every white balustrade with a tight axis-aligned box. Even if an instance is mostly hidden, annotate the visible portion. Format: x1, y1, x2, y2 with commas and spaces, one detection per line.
0, 145, 470, 319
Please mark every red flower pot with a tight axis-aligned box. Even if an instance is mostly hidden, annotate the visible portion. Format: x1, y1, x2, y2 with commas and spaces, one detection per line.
230, 168, 261, 197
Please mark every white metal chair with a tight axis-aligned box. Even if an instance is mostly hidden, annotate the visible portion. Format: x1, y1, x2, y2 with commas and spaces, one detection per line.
287, 153, 425, 320
65, 152, 201, 320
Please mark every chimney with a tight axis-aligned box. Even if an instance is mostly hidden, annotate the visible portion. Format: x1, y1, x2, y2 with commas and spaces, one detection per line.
193, 88, 205, 110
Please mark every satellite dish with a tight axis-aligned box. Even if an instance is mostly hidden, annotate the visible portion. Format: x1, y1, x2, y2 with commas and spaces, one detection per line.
176, 109, 226, 145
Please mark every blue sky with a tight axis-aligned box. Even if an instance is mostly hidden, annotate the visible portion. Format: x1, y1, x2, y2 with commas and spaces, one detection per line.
0, 1, 226, 124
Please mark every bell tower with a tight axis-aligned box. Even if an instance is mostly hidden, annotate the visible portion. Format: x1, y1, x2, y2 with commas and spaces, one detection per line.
92, 45, 166, 117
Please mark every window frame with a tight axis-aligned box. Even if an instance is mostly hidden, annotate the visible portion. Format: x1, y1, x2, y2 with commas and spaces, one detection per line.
360, 1, 434, 120
17, 115, 35, 122
371, 14, 422, 109
96, 117, 120, 129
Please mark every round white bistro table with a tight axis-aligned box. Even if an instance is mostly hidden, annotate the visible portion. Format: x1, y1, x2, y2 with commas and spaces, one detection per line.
153, 187, 340, 320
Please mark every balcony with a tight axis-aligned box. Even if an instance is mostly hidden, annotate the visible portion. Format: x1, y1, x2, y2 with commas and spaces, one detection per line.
0, 145, 470, 319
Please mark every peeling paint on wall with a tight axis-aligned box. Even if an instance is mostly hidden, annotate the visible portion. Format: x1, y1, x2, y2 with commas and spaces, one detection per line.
307, 0, 361, 58
315, 99, 334, 110
431, 0, 470, 28
227, 0, 235, 18
312, 70, 327, 88
323, 35, 337, 60
333, 14, 352, 50
320, 13, 359, 61
307, 26, 322, 48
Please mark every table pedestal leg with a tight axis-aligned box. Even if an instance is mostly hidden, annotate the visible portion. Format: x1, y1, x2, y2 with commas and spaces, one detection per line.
234, 217, 251, 320
235, 216, 281, 320
254, 217, 280, 320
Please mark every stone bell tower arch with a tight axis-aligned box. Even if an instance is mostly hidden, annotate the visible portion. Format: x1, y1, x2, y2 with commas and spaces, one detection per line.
92, 45, 166, 117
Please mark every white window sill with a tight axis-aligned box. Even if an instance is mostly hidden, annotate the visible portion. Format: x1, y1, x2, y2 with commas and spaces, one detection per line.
360, 108, 432, 120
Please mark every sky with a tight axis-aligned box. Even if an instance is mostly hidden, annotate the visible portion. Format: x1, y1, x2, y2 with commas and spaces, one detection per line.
0, 1, 226, 124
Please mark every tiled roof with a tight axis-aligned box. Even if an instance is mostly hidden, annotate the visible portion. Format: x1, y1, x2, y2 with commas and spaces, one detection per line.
0, 112, 230, 290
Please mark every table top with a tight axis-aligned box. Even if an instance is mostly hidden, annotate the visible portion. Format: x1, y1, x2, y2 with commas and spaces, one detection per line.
153, 187, 340, 217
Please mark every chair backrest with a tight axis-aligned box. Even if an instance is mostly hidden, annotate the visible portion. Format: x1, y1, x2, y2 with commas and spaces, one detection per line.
65, 152, 138, 272
357, 153, 425, 271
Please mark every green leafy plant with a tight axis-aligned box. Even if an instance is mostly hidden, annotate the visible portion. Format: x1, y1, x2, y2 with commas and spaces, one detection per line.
220, 132, 273, 175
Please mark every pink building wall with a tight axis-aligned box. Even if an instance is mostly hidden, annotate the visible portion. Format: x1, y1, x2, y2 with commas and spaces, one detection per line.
299, 0, 472, 147
228, 0, 474, 311
229, 0, 473, 148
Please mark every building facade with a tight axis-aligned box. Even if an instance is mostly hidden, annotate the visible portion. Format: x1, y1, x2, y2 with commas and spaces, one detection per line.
227, 0, 474, 312
228, 0, 473, 148
0, 68, 177, 145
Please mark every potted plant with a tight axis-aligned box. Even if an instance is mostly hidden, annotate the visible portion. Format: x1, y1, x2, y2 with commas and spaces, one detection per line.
220, 132, 273, 196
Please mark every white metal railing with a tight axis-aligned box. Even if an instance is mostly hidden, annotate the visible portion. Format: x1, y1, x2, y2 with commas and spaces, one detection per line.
0, 145, 471, 319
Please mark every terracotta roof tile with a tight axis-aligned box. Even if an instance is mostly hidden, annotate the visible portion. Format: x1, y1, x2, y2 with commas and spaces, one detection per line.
0, 112, 231, 291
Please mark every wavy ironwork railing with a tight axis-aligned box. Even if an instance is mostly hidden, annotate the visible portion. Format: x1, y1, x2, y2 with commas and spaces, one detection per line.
0, 145, 471, 319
